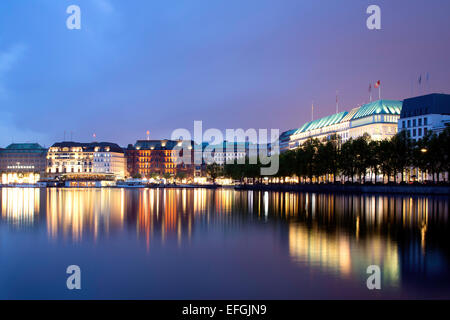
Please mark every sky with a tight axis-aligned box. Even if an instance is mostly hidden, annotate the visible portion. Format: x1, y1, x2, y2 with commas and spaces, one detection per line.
0, 0, 449, 147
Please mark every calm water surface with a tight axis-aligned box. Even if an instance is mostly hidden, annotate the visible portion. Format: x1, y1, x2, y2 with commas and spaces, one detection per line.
0, 187, 449, 299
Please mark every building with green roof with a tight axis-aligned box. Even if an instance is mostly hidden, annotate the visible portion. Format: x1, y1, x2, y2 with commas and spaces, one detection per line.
280, 99, 402, 151
0, 143, 47, 184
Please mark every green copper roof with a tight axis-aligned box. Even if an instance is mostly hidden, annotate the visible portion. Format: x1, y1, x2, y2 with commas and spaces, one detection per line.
294, 111, 348, 135
351, 100, 402, 120
0, 143, 47, 154
290, 100, 403, 137
5, 143, 45, 150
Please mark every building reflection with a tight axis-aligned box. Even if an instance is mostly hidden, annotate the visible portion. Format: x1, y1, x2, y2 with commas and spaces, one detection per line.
136, 188, 206, 249
274, 192, 449, 288
45, 188, 125, 241
1, 188, 40, 226
0, 187, 448, 287
288, 223, 400, 286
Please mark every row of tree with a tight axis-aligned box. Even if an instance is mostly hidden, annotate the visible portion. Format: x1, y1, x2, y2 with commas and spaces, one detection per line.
219, 127, 450, 184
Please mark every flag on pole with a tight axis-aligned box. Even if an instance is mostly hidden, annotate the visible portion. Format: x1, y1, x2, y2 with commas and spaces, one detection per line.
418, 74, 422, 85
369, 84, 372, 102
374, 80, 381, 100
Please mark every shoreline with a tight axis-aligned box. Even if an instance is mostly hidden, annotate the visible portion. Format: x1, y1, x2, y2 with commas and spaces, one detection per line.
0, 183, 449, 195
234, 183, 450, 196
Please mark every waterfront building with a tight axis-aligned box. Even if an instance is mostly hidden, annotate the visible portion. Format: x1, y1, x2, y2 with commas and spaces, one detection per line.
125, 144, 139, 178
126, 140, 197, 179
281, 100, 402, 151
93, 143, 126, 180
279, 129, 297, 152
46, 141, 125, 182
398, 93, 450, 141
0, 143, 47, 184
208, 142, 248, 165
204, 141, 267, 165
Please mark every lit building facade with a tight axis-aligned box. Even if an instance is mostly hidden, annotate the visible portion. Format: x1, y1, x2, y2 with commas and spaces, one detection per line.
207, 142, 249, 165
47, 142, 125, 180
0, 143, 47, 184
281, 100, 402, 151
125, 144, 139, 178
398, 93, 450, 142
126, 140, 197, 178
93, 144, 126, 180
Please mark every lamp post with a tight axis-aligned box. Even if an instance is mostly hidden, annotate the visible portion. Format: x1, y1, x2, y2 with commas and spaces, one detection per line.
420, 148, 428, 182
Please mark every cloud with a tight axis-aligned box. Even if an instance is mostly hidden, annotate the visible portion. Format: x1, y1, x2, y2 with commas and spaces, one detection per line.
0, 43, 47, 146
0, 112, 49, 147
0, 43, 27, 98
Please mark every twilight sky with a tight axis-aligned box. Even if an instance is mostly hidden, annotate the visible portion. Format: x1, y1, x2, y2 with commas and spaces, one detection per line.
0, 0, 449, 147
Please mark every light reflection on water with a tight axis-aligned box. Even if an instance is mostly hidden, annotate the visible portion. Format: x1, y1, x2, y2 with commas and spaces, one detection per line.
0, 187, 449, 298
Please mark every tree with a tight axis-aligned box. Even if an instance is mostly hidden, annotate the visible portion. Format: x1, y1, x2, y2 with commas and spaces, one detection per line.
206, 163, 222, 183
316, 135, 340, 183
352, 134, 371, 183
390, 131, 413, 183
339, 138, 357, 183
368, 140, 381, 183
176, 171, 187, 181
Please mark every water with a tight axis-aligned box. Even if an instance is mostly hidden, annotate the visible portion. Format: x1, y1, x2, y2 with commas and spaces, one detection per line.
0, 187, 449, 299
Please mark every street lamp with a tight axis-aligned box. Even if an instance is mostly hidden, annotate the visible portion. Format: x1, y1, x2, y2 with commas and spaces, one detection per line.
421, 148, 428, 153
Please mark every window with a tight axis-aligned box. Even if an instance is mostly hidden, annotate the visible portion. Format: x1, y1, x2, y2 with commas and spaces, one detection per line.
424, 128, 428, 136
407, 120, 411, 128
418, 118, 422, 126
418, 128, 422, 136
424, 117, 428, 125
413, 129, 416, 137
413, 119, 416, 127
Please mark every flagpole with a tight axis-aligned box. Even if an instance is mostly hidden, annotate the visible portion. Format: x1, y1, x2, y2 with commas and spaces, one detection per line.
379, 86, 381, 100
336, 90, 338, 114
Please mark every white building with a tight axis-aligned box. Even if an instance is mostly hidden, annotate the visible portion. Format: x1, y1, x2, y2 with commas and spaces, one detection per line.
93, 145, 126, 180
282, 100, 402, 151
398, 93, 450, 141
47, 142, 126, 180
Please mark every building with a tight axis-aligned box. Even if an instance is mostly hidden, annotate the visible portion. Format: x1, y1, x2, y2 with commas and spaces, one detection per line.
126, 139, 197, 179
47, 141, 125, 182
92, 143, 126, 180
281, 100, 402, 151
125, 144, 139, 178
0, 143, 47, 184
206, 142, 248, 165
398, 93, 450, 141
279, 129, 297, 152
